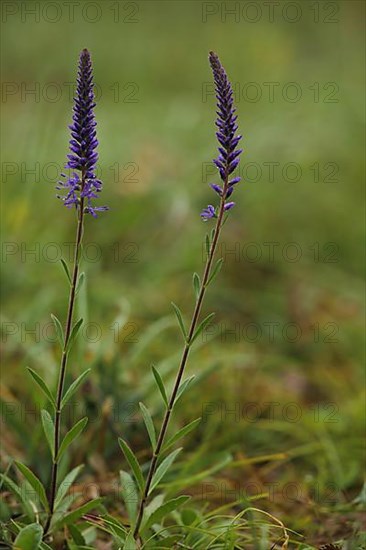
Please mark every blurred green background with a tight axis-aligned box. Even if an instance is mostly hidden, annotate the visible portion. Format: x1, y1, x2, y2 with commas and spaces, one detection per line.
1, 0, 365, 546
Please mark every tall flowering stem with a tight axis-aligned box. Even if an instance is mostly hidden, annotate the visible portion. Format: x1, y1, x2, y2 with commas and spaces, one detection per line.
132, 51, 242, 543
45, 194, 85, 534
45, 49, 106, 534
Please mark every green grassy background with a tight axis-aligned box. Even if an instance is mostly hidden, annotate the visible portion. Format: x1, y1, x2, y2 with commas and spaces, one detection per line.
1, 1, 365, 547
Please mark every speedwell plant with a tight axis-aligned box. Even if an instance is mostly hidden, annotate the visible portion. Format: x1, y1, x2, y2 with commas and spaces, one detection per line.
1, 50, 251, 550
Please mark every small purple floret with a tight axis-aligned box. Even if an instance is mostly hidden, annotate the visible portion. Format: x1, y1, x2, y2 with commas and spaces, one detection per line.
223, 201, 235, 211
210, 184, 223, 196
201, 52, 242, 219
201, 205, 216, 220
57, 49, 108, 217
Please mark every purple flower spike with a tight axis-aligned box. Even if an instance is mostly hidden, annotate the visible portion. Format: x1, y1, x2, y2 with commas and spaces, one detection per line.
202, 52, 242, 221
201, 205, 216, 220
209, 51, 242, 184
57, 49, 108, 217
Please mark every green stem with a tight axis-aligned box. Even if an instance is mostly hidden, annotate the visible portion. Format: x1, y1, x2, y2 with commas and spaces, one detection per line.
44, 176, 86, 535
133, 178, 229, 542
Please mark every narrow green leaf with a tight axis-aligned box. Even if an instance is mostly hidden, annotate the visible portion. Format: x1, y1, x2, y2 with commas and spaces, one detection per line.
192, 272, 201, 300
149, 448, 182, 495
145, 535, 181, 548
180, 507, 200, 526
76, 272, 85, 294
142, 495, 190, 531
13, 523, 43, 550
52, 493, 79, 521
139, 402, 156, 450
163, 418, 201, 452
171, 302, 187, 341
123, 531, 137, 550
161, 452, 232, 489
60, 258, 71, 285
151, 365, 168, 407
63, 543, 95, 550
66, 318, 83, 353
143, 493, 164, 522
0, 473, 34, 520
118, 438, 145, 494
14, 461, 49, 512
61, 369, 90, 409
190, 312, 215, 345
175, 375, 195, 405
56, 417, 88, 461
51, 313, 64, 346
55, 464, 84, 510
53, 497, 103, 530
67, 544, 94, 550
120, 470, 138, 524
26, 368, 56, 409
40, 409, 54, 458
207, 258, 223, 286
86, 513, 127, 539
68, 524, 86, 545
205, 234, 211, 258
